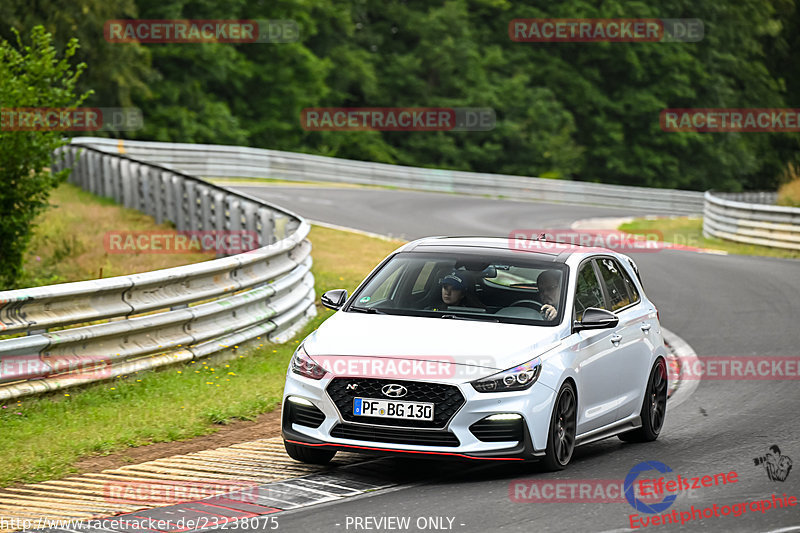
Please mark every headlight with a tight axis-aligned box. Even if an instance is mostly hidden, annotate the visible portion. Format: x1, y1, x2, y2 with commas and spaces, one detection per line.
290, 345, 327, 380
471, 357, 541, 393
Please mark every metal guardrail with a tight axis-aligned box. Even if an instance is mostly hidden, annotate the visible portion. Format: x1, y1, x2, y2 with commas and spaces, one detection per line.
71, 137, 706, 215
0, 144, 316, 400
709, 191, 778, 205
703, 191, 800, 251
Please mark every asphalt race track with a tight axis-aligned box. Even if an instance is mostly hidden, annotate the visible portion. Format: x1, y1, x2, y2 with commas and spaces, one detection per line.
225, 185, 800, 533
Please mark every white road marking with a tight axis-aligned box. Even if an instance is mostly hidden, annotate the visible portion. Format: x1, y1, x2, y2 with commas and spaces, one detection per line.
662, 327, 702, 409
308, 220, 401, 241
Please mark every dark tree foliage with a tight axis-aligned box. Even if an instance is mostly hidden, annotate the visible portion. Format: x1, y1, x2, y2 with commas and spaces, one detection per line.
2, 0, 799, 195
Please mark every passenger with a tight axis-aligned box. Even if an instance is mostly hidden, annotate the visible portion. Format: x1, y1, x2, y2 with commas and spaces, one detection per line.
441, 273, 467, 307
537, 270, 561, 320
429, 272, 484, 310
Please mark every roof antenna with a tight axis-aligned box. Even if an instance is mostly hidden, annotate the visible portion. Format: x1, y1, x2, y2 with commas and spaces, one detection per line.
537, 233, 547, 241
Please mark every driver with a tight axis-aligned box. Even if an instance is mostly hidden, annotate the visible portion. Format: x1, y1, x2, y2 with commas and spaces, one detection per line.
537, 270, 561, 320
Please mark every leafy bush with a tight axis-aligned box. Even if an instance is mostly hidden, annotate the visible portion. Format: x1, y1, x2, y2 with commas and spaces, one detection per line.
0, 26, 91, 289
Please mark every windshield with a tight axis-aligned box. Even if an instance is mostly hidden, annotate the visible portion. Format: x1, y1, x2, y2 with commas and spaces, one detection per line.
347, 252, 568, 325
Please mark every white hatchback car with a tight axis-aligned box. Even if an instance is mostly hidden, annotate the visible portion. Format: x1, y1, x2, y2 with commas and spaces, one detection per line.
281, 237, 668, 470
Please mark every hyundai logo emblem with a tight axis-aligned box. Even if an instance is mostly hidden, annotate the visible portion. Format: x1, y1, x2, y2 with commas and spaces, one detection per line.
381, 384, 408, 398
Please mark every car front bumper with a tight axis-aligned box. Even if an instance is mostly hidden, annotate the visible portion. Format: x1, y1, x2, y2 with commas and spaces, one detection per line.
281, 371, 556, 461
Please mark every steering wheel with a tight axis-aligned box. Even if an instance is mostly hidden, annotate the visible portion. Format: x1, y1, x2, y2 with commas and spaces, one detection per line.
508, 299, 543, 311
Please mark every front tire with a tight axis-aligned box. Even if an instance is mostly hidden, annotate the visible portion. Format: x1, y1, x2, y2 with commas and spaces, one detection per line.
539, 381, 577, 471
284, 440, 336, 464
619, 358, 667, 443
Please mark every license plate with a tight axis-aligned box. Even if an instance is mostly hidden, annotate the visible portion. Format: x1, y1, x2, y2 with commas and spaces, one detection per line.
353, 397, 434, 421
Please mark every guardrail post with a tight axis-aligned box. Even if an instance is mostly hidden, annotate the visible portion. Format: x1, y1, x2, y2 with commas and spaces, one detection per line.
170, 175, 186, 230
199, 186, 213, 232
212, 191, 226, 232
258, 209, 275, 246
185, 181, 199, 232
139, 166, 152, 216
228, 197, 243, 232
120, 159, 133, 208
102, 154, 114, 198
111, 157, 123, 203
242, 203, 257, 236
68, 148, 78, 185
70, 148, 79, 181
154, 171, 168, 225
274, 214, 288, 241
87, 151, 99, 194
702, 193, 713, 239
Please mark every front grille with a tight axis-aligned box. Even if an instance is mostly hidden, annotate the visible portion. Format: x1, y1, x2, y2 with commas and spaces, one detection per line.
331, 423, 460, 447
288, 402, 325, 428
326, 377, 465, 429
469, 417, 524, 442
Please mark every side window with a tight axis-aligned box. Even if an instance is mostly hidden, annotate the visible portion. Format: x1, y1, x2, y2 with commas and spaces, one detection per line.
574, 261, 604, 321
621, 264, 640, 305
627, 258, 642, 285
597, 258, 636, 311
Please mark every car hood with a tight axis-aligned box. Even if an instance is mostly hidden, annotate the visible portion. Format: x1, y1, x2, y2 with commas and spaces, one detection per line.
302, 312, 563, 381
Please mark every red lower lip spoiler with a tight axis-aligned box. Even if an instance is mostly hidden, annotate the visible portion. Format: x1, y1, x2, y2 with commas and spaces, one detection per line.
285, 439, 524, 461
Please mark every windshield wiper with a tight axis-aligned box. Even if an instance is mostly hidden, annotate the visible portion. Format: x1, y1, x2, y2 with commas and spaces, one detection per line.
349, 306, 386, 314
440, 314, 499, 322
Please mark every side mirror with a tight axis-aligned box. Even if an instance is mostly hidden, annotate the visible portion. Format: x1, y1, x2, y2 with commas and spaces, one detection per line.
321, 289, 348, 310
573, 307, 619, 331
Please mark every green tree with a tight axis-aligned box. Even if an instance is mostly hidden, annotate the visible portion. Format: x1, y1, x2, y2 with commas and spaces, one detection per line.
0, 0, 151, 113
4, 0, 798, 192
0, 26, 91, 289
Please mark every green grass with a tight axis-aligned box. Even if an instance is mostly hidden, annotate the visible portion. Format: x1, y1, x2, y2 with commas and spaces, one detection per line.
0, 225, 404, 487
19, 182, 215, 289
0, 347, 287, 485
619, 217, 800, 260
777, 177, 800, 208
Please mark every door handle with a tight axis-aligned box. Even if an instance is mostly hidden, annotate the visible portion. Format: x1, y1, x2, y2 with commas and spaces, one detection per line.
610, 334, 622, 344
641, 323, 651, 332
